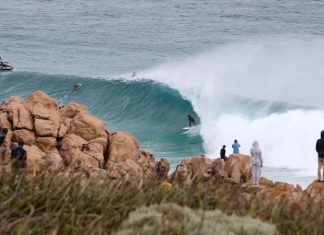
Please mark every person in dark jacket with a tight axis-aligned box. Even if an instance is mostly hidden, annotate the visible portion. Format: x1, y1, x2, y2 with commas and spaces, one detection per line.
187, 115, 196, 127
0, 128, 8, 138
11, 141, 27, 173
315, 130, 324, 182
220, 145, 227, 161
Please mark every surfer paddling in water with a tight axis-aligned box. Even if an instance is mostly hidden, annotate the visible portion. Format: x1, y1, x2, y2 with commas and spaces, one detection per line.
188, 114, 196, 127
70, 83, 82, 95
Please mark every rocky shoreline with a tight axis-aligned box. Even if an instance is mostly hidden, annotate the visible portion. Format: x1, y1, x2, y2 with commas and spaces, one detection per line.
0, 91, 323, 200
0, 91, 323, 234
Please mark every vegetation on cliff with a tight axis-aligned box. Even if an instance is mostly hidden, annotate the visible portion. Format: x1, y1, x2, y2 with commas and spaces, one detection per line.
0, 173, 323, 235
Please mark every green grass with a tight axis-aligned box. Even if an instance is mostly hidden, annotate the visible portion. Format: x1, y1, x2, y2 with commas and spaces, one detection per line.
0, 172, 323, 235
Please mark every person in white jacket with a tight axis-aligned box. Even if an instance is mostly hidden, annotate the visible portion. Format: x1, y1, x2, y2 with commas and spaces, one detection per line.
250, 141, 263, 187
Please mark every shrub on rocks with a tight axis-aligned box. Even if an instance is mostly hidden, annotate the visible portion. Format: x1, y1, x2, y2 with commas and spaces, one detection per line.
114, 203, 278, 235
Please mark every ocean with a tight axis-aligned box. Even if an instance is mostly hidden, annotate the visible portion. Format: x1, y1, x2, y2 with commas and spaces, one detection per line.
2, 0, 324, 187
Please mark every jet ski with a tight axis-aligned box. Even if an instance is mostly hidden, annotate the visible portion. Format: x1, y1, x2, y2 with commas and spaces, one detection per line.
0, 61, 14, 71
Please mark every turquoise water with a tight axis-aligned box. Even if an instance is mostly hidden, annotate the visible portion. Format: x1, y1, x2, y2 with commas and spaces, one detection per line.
1, 0, 324, 187
0, 72, 203, 167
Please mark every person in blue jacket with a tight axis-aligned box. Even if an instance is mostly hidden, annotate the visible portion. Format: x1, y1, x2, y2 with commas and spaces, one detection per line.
232, 139, 241, 154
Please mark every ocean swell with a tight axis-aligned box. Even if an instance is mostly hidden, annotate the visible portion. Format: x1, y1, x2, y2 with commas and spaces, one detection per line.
2, 38, 324, 176
0, 71, 204, 165
138, 39, 324, 176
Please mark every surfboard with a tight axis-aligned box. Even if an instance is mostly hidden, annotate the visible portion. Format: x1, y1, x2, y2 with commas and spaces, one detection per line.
183, 126, 195, 130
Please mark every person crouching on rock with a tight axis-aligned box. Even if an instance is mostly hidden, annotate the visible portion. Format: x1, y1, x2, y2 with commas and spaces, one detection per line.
11, 141, 27, 174
220, 145, 227, 161
315, 130, 324, 182
250, 141, 263, 187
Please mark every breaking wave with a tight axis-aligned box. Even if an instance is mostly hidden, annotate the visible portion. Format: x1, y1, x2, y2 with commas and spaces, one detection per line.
138, 38, 324, 176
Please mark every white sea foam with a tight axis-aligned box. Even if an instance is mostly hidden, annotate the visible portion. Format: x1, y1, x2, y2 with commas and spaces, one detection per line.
137, 38, 324, 176
200, 110, 323, 176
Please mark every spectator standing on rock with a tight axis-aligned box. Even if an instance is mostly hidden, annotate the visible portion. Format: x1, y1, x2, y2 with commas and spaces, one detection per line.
315, 130, 324, 182
232, 139, 241, 154
250, 141, 263, 187
220, 145, 227, 161
11, 141, 27, 174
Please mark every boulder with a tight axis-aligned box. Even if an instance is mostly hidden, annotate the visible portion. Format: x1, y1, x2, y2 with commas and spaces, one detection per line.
46, 150, 64, 172
70, 152, 102, 172
172, 156, 213, 187
36, 137, 57, 153
26, 91, 60, 131
58, 117, 72, 138
256, 182, 296, 204
13, 129, 36, 145
212, 158, 227, 180
259, 177, 274, 187
69, 112, 107, 141
34, 118, 58, 137
104, 132, 165, 188
58, 134, 87, 164
57, 134, 102, 171
189, 156, 213, 180
11, 102, 34, 130
171, 161, 192, 187
106, 159, 144, 190
271, 182, 296, 198
0, 112, 12, 129
24, 145, 47, 175
225, 154, 251, 183
4, 130, 13, 147
0, 136, 11, 171
157, 158, 170, 179
137, 151, 157, 184
81, 142, 105, 165
304, 180, 324, 204
60, 102, 88, 118
107, 131, 140, 163
6, 110, 13, 123
88, 136, 109, 150
8, 96, 25, 104
26, 91, 59, 119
